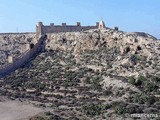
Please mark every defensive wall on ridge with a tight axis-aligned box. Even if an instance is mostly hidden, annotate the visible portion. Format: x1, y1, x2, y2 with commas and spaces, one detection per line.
0, 35, 46, 77
0, 21, 106, 77
36, 21, 106, 37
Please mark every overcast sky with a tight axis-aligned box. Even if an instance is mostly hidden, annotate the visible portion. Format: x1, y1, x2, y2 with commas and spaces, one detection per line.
0, 0, 159, 38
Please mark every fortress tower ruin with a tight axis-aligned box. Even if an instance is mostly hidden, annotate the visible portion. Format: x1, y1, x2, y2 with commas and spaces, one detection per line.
36, 21, 106, 37
98, 21, 106, 29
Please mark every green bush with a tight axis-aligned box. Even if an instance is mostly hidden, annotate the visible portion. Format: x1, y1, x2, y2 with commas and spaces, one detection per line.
82, 103, 108, 116
144, 82, 158, 93
90, 77, 102, 91
115, 105, 126, 115
130, 55, 138, 64
128, 77, 142, 86
152, 76, 160, 83
126, 105, 136, 114
132, 93, 147, 104
84, 77, 91, 84
128, 77, 136, 85
131, 93, 155, 105
138, 75, 147, 81
44, 111, 53, 116
26, 82, 46, 90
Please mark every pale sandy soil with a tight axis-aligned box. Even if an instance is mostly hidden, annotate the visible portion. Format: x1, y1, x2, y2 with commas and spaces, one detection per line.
0, 97, 44, 120
102, 76, 140, 92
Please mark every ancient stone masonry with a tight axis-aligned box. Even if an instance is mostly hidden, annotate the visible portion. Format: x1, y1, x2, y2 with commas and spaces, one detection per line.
0, 35, 47, 77
0, 21, 106, 77
36, 21, 106, 37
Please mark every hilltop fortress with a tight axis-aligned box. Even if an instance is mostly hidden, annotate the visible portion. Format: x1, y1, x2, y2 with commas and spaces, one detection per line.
0, 21, 106, 77
36, 21, 106, 37
0, 20, 159, 77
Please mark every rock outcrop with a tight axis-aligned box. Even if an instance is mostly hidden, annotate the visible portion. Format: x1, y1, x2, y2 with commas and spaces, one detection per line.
45, 28, 160, 77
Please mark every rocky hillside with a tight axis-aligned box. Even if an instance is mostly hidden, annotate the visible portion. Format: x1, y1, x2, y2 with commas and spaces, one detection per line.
0, 28, 160, 120
46, 28, 160, 77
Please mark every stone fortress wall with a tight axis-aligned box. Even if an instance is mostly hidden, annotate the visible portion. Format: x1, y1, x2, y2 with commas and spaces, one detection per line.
0, 21, 106, 77
0, 35, 46, 77
36, 21, 106, 37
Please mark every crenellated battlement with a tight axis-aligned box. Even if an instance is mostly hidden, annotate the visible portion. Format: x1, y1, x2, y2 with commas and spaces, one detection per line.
36, 21, 106, 37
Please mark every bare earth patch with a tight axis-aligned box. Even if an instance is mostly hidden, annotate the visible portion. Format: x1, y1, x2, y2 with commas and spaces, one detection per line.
0, 99, 43, 120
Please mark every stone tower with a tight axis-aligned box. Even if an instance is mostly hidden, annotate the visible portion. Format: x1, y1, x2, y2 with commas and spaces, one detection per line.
36, 22, 43, 38
98, 21, 106, 29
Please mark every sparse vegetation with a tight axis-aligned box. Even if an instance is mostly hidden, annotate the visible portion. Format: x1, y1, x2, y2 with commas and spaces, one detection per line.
128, 76, 142, 86
131, 93, 156, 105
115, 105, 126, 115
0, 29, 160, 119
82, 103, 109, 116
